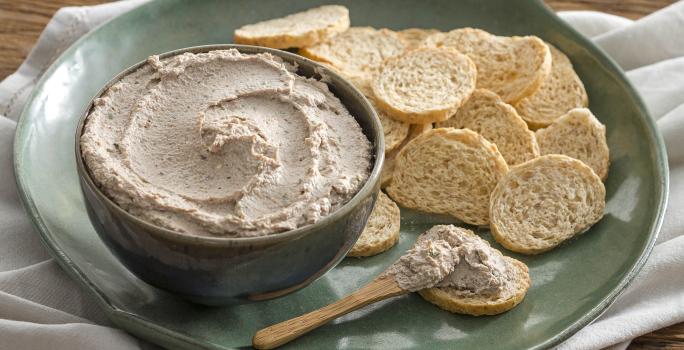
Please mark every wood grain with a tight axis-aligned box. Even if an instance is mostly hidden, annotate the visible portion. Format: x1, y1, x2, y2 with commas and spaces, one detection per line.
631, 322, 684, 350
546, 0, 675, 19
0, 0, 105, 79
0, 1, 682, 349
253, 276, 406, 349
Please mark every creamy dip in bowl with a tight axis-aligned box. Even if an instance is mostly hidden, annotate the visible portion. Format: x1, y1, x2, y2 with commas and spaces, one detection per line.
75, 45, 383, 304
81, 48, 371, 237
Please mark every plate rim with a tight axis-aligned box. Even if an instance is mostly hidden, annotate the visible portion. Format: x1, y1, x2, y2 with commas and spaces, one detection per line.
12, 0, 670, 349
529, 5, 669, 348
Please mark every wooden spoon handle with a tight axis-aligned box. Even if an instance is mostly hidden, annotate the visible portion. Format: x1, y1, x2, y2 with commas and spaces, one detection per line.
252, 276, 405, 349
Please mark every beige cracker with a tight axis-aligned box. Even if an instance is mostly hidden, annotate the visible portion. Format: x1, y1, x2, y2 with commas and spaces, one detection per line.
348, 192, 401, 257
437, 89, 539, 165
234, 5, 350, 49
386, 128, 508, 226
371, 47, 477, 123
535, 108, 610, 181
419, 257, 530, 316
423, 27, 551, 104
300, 27, 407, 88
490, 154, 605, 254
515, 44, 588, 129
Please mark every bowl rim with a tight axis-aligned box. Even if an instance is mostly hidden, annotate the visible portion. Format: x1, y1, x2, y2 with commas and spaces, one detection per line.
73, 44, 385, 247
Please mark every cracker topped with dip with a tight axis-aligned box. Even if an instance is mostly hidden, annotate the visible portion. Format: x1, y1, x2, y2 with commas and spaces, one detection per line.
383, 225, 530, 315
80, 49, 372, 237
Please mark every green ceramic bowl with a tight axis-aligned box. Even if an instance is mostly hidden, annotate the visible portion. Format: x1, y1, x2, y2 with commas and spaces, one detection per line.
74, 44, 384, 305
13, 0, 668, 349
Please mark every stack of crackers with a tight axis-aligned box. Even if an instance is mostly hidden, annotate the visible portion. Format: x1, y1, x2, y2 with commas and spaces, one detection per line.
235, 5, 609, 314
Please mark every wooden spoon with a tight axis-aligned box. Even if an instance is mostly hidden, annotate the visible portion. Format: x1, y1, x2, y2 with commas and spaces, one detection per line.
252, 275, 407, 349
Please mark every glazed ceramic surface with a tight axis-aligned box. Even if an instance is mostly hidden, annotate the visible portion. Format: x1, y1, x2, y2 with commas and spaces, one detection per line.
13, 0, 668, 349
74, 44, 383, 305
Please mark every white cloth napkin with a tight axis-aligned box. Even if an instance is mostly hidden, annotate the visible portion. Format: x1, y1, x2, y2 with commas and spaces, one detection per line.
1, 2, 683, 349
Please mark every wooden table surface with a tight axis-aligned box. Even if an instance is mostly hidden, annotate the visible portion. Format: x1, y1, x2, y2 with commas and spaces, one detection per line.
0, 0, 681, 349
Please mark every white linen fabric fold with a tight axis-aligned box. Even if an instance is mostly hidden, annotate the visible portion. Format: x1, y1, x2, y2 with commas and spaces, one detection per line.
1, 1, 683, 349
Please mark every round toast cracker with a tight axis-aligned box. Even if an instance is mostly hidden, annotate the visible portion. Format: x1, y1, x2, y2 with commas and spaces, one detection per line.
371, 48, 477, 123
437, 89, 539, 165
515, 44, 588, 129
348, 192, 401, 257
535, 108, 610, 181
353, 83, 411, 154
378, 106, 411, 153
234, 5, 350, 49
386, 128, 508, 226
419, 258, 530, 316
300, 27, 407, 87
424, 28, 551, 104
490, 154, 605, 254
381, 123, 433, 188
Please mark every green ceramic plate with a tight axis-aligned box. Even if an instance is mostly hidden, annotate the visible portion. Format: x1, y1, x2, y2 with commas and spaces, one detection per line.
13, 0, 668, 349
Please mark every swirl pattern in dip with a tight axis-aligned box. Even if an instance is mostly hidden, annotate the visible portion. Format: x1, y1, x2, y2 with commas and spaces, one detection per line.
80, 49, 372, 237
